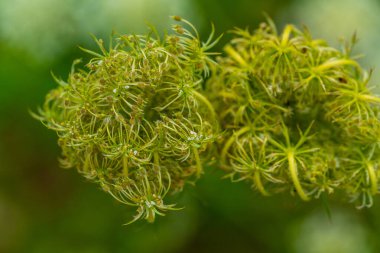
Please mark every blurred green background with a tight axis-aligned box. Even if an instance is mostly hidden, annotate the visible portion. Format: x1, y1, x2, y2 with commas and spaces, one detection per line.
1, 0, 380, 252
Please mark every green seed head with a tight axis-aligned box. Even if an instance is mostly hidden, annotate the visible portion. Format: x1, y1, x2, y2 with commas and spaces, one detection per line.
208, 20, 380, 207
34, 18, 220, 223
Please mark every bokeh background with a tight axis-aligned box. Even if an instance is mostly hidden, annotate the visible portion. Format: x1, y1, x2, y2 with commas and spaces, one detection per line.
1, 0, 380, 252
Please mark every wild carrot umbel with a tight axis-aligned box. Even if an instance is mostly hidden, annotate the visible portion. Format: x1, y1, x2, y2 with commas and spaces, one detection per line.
33, 17, 221, 223
208, 21, 380, 207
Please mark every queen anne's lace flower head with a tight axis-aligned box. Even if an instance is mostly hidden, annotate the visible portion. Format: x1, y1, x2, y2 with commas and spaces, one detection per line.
208, 20, 380, 208
34, 17, 221, 223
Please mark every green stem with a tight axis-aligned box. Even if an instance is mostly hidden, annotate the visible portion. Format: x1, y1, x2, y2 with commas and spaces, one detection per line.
224, 45, 247, 67
287, 151, 310, 201
82, 154, 90, 173
153, 152, 163, 189
359, 94, 380, 104
254, 171, 270, 196
221, 126, 251, 164
154, 152, 160, 170
192, 90, 217, 122
123, 156, 129, 178
314, 59, 357, 72
366, 162, 378, 195
281, 25, 293, 47
192, 147, 203, 178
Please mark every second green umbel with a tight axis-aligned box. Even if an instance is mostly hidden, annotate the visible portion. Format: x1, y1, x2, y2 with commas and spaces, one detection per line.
208, 21, 380, 207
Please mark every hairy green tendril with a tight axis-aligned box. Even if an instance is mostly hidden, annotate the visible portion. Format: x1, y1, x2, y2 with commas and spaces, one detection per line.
33, 17, 221, 223
208, 20, 380, 207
